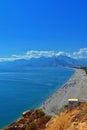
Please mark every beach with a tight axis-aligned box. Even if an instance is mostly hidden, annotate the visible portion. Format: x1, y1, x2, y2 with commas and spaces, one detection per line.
1, 67, 74, 129
41, 68, 87, 115
3, 68, 87, 130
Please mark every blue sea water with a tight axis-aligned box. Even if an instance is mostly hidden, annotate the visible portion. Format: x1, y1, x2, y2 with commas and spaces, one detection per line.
0, 67, 74, 129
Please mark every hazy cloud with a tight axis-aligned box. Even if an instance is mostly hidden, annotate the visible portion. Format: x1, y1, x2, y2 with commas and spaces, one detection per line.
26, 50, 56, 58
56, 51, 71, 57
73, 48, 87, 59
0, 48, 87, 62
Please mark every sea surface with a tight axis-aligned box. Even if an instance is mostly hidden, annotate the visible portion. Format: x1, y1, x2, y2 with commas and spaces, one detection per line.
0, 67, 74, 128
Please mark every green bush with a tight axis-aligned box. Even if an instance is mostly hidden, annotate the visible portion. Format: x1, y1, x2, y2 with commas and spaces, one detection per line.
80, 67, 87, 74
35, 109, 45, 118
64, 104, 68, 109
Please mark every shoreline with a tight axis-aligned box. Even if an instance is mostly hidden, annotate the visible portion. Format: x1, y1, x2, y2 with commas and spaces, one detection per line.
2, 67, 74, 129
41, 68, 87, 115
3, 68, 87, 129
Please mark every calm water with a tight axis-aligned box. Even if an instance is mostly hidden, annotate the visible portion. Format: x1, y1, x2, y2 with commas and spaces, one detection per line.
0, 67, 74, 128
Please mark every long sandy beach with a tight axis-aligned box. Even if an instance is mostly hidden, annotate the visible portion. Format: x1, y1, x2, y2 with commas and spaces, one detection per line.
41, 68, 87, 115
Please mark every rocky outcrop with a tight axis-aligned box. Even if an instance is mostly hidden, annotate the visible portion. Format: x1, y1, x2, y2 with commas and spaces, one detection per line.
3, 109, 51, 130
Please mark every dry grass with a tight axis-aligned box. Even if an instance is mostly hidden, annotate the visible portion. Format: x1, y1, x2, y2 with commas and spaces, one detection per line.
44, 103, 87, 130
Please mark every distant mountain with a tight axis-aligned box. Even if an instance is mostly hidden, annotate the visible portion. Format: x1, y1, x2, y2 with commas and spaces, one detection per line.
54, 55, 77, 66
13, 55, 77, 67
0, 55, 86, 71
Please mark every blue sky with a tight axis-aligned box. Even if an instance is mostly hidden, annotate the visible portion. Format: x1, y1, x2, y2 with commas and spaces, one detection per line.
0, 0, 87, 58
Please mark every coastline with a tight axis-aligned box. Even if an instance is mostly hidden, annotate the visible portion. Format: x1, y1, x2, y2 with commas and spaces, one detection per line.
2, 67, 74, 129
41, 68, 87, 115
3, 68, 87, 130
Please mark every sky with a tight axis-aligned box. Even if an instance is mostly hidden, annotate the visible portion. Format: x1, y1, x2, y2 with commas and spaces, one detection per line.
0, 0, 87, 58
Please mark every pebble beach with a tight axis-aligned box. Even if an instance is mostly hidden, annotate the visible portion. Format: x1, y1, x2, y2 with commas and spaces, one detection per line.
41, 69, 87, 115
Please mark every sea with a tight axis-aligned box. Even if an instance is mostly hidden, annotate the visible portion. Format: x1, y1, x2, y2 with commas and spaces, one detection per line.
0, 67, 74, 129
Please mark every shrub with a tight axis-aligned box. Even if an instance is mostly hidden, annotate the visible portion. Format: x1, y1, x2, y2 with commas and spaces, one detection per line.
29, 122, 38, 130
35, 109, 45, 118
64, 104, 68, 109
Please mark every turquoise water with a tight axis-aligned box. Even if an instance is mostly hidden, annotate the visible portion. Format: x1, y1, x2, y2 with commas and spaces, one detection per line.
0, 67, 74, 128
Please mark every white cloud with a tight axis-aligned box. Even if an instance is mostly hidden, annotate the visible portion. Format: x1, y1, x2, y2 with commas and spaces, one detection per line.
72, 48, 87, 59
26, 50, 56, 58
56, 51, 71, 57
0, 50, 56, 62
0, 48, 87, 62
0, 57, 15, 62
56, 51, 65, 56
0, 50, 69, 62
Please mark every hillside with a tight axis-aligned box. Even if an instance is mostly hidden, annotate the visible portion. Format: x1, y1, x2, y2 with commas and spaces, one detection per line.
3, 102, 87, 130
3, 109, 51, 130
44, 102, 87, 130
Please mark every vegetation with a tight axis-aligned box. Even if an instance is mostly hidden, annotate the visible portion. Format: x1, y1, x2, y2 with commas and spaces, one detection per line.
3, 109, 51, 130
35, 109, 45, 118
75, 66, 87, 74
80, 66, 87, 74
45, 102, 87, 130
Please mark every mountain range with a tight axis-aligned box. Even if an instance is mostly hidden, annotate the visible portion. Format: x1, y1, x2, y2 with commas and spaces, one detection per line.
0, 55, 87, 71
